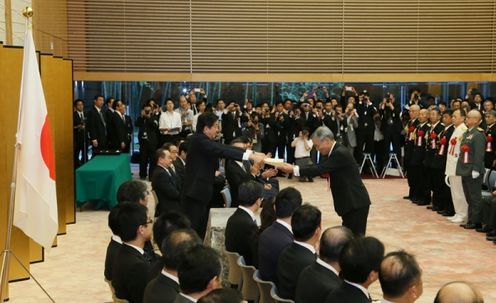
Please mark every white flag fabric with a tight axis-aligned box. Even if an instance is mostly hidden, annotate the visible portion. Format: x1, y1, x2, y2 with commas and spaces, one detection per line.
14, 23, 58, 249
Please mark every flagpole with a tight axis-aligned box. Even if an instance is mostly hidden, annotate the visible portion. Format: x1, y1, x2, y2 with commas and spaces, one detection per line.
0, 8, 55, 303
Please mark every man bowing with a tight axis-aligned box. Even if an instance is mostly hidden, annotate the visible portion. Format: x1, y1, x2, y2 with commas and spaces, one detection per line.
279, 126, 371, 235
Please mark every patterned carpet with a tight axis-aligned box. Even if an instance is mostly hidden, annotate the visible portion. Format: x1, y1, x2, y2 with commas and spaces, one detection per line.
8, 177, 496, 302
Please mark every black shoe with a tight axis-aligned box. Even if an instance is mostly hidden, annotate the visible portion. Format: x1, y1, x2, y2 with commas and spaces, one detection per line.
307, 178, 314, 182
487, 230, 496, 237
436, 210, 445, 214
463, 223, 481, 230
417, 201, 429, 206
476, 225, 491, 233
442, 211, 455, 217
487, 235, 496, 241
288, 173, 293, 180
403, 196, 411, 200
426, 205, 433, 210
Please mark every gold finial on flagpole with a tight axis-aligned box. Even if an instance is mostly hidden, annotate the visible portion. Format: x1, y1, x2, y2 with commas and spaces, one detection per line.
22, 6, 33, 18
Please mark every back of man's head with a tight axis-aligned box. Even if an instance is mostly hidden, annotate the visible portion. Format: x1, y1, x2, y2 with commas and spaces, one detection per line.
117, 202, 148, 242
162, 229, 201, 271
178, 245, 221, 294
198, 288, 243, 303
379, 250, 423, 300
153, 211, 191, 251
319, 226, 354, 263
116, 180, 147, 204
108, 206, 120, 235
291, 204, 321, 242
434, 281, 484, 303
339, 236, 385, 285
238, 181, 263, 207
275, 187, 302, 218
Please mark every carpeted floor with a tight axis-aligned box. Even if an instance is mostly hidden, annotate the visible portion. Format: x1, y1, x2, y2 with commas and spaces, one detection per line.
7, 177, 496, 302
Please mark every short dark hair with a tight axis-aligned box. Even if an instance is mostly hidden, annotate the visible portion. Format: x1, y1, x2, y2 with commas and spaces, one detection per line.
105, 97, 114, 105
274, 187, 302, 218
291, 204, 321, 242
178, 141, 189, 155
94, 95, 104, 101
153, 211, 191, 250
108, 206, 120, 235
196, 112, 219, 134
178, 245, 221, 294
238, 181, 263, 207
379, 250, 422, 298
112, 99, 125, 110
339, 236, 385, 284
443, 109, 453, 117
117, 202, 148, 242
155, 148, 167, 164
74, 98, 84, 106
198, 288, 243, 303
162, 229, 201, 271
455, 108, 467, 117
162, 142, 177, 151
116, 180, 147, 204
319, 226, 354, 263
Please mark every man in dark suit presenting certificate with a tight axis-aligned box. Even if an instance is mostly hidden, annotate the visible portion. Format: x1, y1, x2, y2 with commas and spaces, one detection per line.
279, 126, 371, 235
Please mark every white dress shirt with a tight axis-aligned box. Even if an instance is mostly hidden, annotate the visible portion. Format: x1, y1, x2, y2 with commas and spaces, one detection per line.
294, 240, 316, 254
294, 141, 336, 177
159, 111, 182, 135
344, 280, 371, 300
276, 219, 293, 234
124, 242, 144, 255
239, 205, 257, 223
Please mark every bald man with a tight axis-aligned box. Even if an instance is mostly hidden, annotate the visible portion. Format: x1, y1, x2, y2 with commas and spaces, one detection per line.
456, 110, 486, 230
379, 250, 423, 303
434, 281, 484, 303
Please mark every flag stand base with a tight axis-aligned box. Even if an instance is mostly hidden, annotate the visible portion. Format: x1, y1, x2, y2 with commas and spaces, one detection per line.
0, 250, 55, 302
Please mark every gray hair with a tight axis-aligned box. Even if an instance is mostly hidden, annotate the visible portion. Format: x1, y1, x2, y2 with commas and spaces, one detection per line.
311, 126, 334, 141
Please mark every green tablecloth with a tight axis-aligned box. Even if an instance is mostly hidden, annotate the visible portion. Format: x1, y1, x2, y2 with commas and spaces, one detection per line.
75, 154, 132, 209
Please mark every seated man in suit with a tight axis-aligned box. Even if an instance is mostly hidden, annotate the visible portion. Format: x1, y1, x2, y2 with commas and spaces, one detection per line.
379, 250, 423, 303
325, 236, 385, 303
112, 202, 153, 303
148, 212, 191, 281
197, 289, 243, 303
434, 281, 484, 303
175, 245, 221, 303
225, 181, 263, 266
174, 141, 188, 186
152, 148, 182, 216
143, 229, 201, 303
276, 204, 321, 300
104, 206, 122, 282
258, 187, 302, 282
225, 137, 278, 206
295, 226, 354, 303
162, 142, 183, 188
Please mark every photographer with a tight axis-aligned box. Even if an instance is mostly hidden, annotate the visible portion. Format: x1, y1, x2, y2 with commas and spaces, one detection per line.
135, 103, 159, 180
379, 93, 403, 164
345, 103, 359, 157
355, 90, 377, 163
291, 129, 314, 182
73, 98, 87, 168
221, 101, 242, 144
260, 102, 277, 155
323, 104, 347, 145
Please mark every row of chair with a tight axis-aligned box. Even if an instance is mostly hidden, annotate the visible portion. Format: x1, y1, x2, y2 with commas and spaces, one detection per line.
226, 251, 294, 303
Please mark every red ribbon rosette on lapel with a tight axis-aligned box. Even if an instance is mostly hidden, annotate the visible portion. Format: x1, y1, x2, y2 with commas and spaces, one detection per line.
417, 130, 425, 146
486, 135, 493, 152
430, 132, 437, 149
449, 137, 457, 155
460, 144, 470, 164
408, 126, 415, 140
439, 137, 447, 155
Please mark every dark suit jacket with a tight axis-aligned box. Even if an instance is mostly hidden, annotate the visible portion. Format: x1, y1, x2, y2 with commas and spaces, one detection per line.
86, 106, 108, 148
73, 110, 86, 147
143, 273, 179, 303
109, 111, 129, 151
183, 133, 245, 204
276, 243, 316, 300
325, 282, 371, 303
225, 159, 255, 206
112, 244, 151, 303
152, 166, 181, 216
299, 143, 371, 216
225, 208, 259, 266
222, 111, 242, 144
258, 221, 293, 282
173, 158, 186, 185
104, 238, 122, 281
172, 294, 195, 303
424, 122, 445, 168
411, 122, 430, 166
485, 123, 496, 168
295, 261, 342, 303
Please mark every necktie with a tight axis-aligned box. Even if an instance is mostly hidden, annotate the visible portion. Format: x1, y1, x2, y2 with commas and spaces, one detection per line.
242, 160, 251, 173
98, 110, 106, 126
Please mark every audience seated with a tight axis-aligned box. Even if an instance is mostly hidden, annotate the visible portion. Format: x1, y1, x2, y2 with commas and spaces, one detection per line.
225, 180, 263, 266
197, 288, 243, 303
276, 204, 321, 300
162, 142, 183, 188
143, 229, 201, 303
152, 148, 182, 216
258, 187, 302, 282
104, 206, 121, 281
295, 226, 354, 303
175, 245, 221, 303
148, 211, 191, 280
112, 202, 153, 303
434, 281, 484, 303
379, 250, 423, 303
174, 141, 188, 185
325, 236, 385, 303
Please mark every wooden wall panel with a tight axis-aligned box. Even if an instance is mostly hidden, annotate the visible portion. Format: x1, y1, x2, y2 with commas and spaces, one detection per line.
0, 45, 31, 287
62, 59, 75, 224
